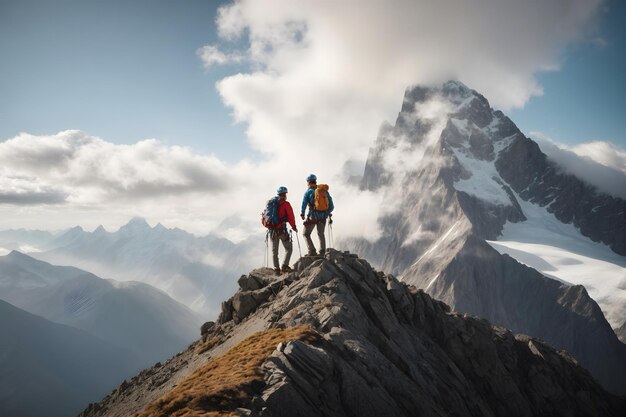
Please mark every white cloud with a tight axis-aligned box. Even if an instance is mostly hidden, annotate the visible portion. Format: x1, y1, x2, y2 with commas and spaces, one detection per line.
0, 131, 235, 204
532, 132, 626, 199
330, 186, 383, 242
0, 131, 245, 231
569, 141, 626, 172
197, 45, 244, 68
209, 0, 603, 180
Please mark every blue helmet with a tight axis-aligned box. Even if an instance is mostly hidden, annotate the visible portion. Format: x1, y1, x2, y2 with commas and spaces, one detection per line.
306, 174, 317, 182
277, 186, 288, 194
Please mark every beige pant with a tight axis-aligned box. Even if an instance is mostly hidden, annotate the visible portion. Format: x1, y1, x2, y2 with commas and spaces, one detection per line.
303, 219, 326, 255
271, 230, 293, 269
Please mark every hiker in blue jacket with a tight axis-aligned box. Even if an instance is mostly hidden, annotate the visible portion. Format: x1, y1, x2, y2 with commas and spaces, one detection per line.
300, 174, 334, 256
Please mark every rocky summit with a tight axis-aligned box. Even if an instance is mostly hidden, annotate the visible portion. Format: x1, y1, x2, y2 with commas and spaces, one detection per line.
80, 250, 625, 417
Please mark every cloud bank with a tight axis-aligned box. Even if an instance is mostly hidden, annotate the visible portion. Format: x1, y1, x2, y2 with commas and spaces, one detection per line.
0, 131, 233, 204
203, 0, 602, 175
532, 133, 626, 199
0, 131, 249, 233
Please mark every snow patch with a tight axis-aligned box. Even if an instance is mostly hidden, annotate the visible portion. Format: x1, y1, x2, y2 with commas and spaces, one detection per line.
487, 196, 626, 327
452, 147, 512, 206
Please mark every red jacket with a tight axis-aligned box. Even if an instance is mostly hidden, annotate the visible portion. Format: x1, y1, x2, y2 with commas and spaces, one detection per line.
276, 200, 296, 230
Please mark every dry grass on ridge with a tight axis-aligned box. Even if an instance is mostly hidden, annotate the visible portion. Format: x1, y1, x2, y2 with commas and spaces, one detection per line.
137, 326, 320, 417
196, 335, 222, 355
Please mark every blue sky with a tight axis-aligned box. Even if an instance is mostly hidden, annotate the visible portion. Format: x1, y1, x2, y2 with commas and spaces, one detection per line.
510, 0, 626, 146
1, 0, 624, 163
0, 0, 624, 233
0, 0, 247, 161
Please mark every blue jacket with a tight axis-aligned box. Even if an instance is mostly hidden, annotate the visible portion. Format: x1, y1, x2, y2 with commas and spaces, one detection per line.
301, 185, 334, 221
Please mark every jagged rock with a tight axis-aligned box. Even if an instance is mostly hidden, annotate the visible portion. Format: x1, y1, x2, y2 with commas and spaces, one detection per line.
80, 250, 626, 417
238, 271, 275, 291
200, 321, 215, 342
218, 299, 233, 324
218, 269, 293, 324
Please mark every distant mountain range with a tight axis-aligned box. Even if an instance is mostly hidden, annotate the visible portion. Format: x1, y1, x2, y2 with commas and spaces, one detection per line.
0, 250, 202, 365
0, 251, 206, 416
348, 80, 626, 394
0, 218, 262, 317
0, 298, 140, 417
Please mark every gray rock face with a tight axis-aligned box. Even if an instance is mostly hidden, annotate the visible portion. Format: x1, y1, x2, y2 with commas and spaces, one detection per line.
80, 250, 626, 417
220, 269, 297, 324
408, 235, 626, 394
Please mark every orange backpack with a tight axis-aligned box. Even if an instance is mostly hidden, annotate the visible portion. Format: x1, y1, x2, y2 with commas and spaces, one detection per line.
314, 184, 330, 211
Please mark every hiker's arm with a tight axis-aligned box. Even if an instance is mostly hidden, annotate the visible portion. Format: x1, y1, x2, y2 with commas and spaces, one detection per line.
286, 202, 297, 230
300, 190, 309, 216
328, 193, 334, 214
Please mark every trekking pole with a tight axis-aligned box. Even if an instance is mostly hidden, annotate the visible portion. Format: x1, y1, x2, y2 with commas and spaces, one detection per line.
329, 217, 334, 248
294, 229, 302, 258
325, 221, 330, 250
264, 230, 269, 267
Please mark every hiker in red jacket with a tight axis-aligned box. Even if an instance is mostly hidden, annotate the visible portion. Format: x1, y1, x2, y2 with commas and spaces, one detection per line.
271, 186, 297, 274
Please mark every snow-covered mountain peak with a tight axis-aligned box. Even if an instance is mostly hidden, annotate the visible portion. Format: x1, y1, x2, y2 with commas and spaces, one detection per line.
352, 80, 626, 394
400, 80, 493, 128
366, 81, 623, 253
442, 79, 472, 92
364, 81, 518, 208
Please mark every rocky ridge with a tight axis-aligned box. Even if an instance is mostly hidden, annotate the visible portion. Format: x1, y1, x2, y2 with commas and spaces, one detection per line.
80, 250, 625, 417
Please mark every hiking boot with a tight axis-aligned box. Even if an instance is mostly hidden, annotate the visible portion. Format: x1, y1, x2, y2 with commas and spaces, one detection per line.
274, 267, 281, 275
281, 265, 293, 273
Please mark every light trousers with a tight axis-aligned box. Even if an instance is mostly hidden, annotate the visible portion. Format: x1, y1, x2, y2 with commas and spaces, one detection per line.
271, 230, 293, 269
303, 219, 326, 254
